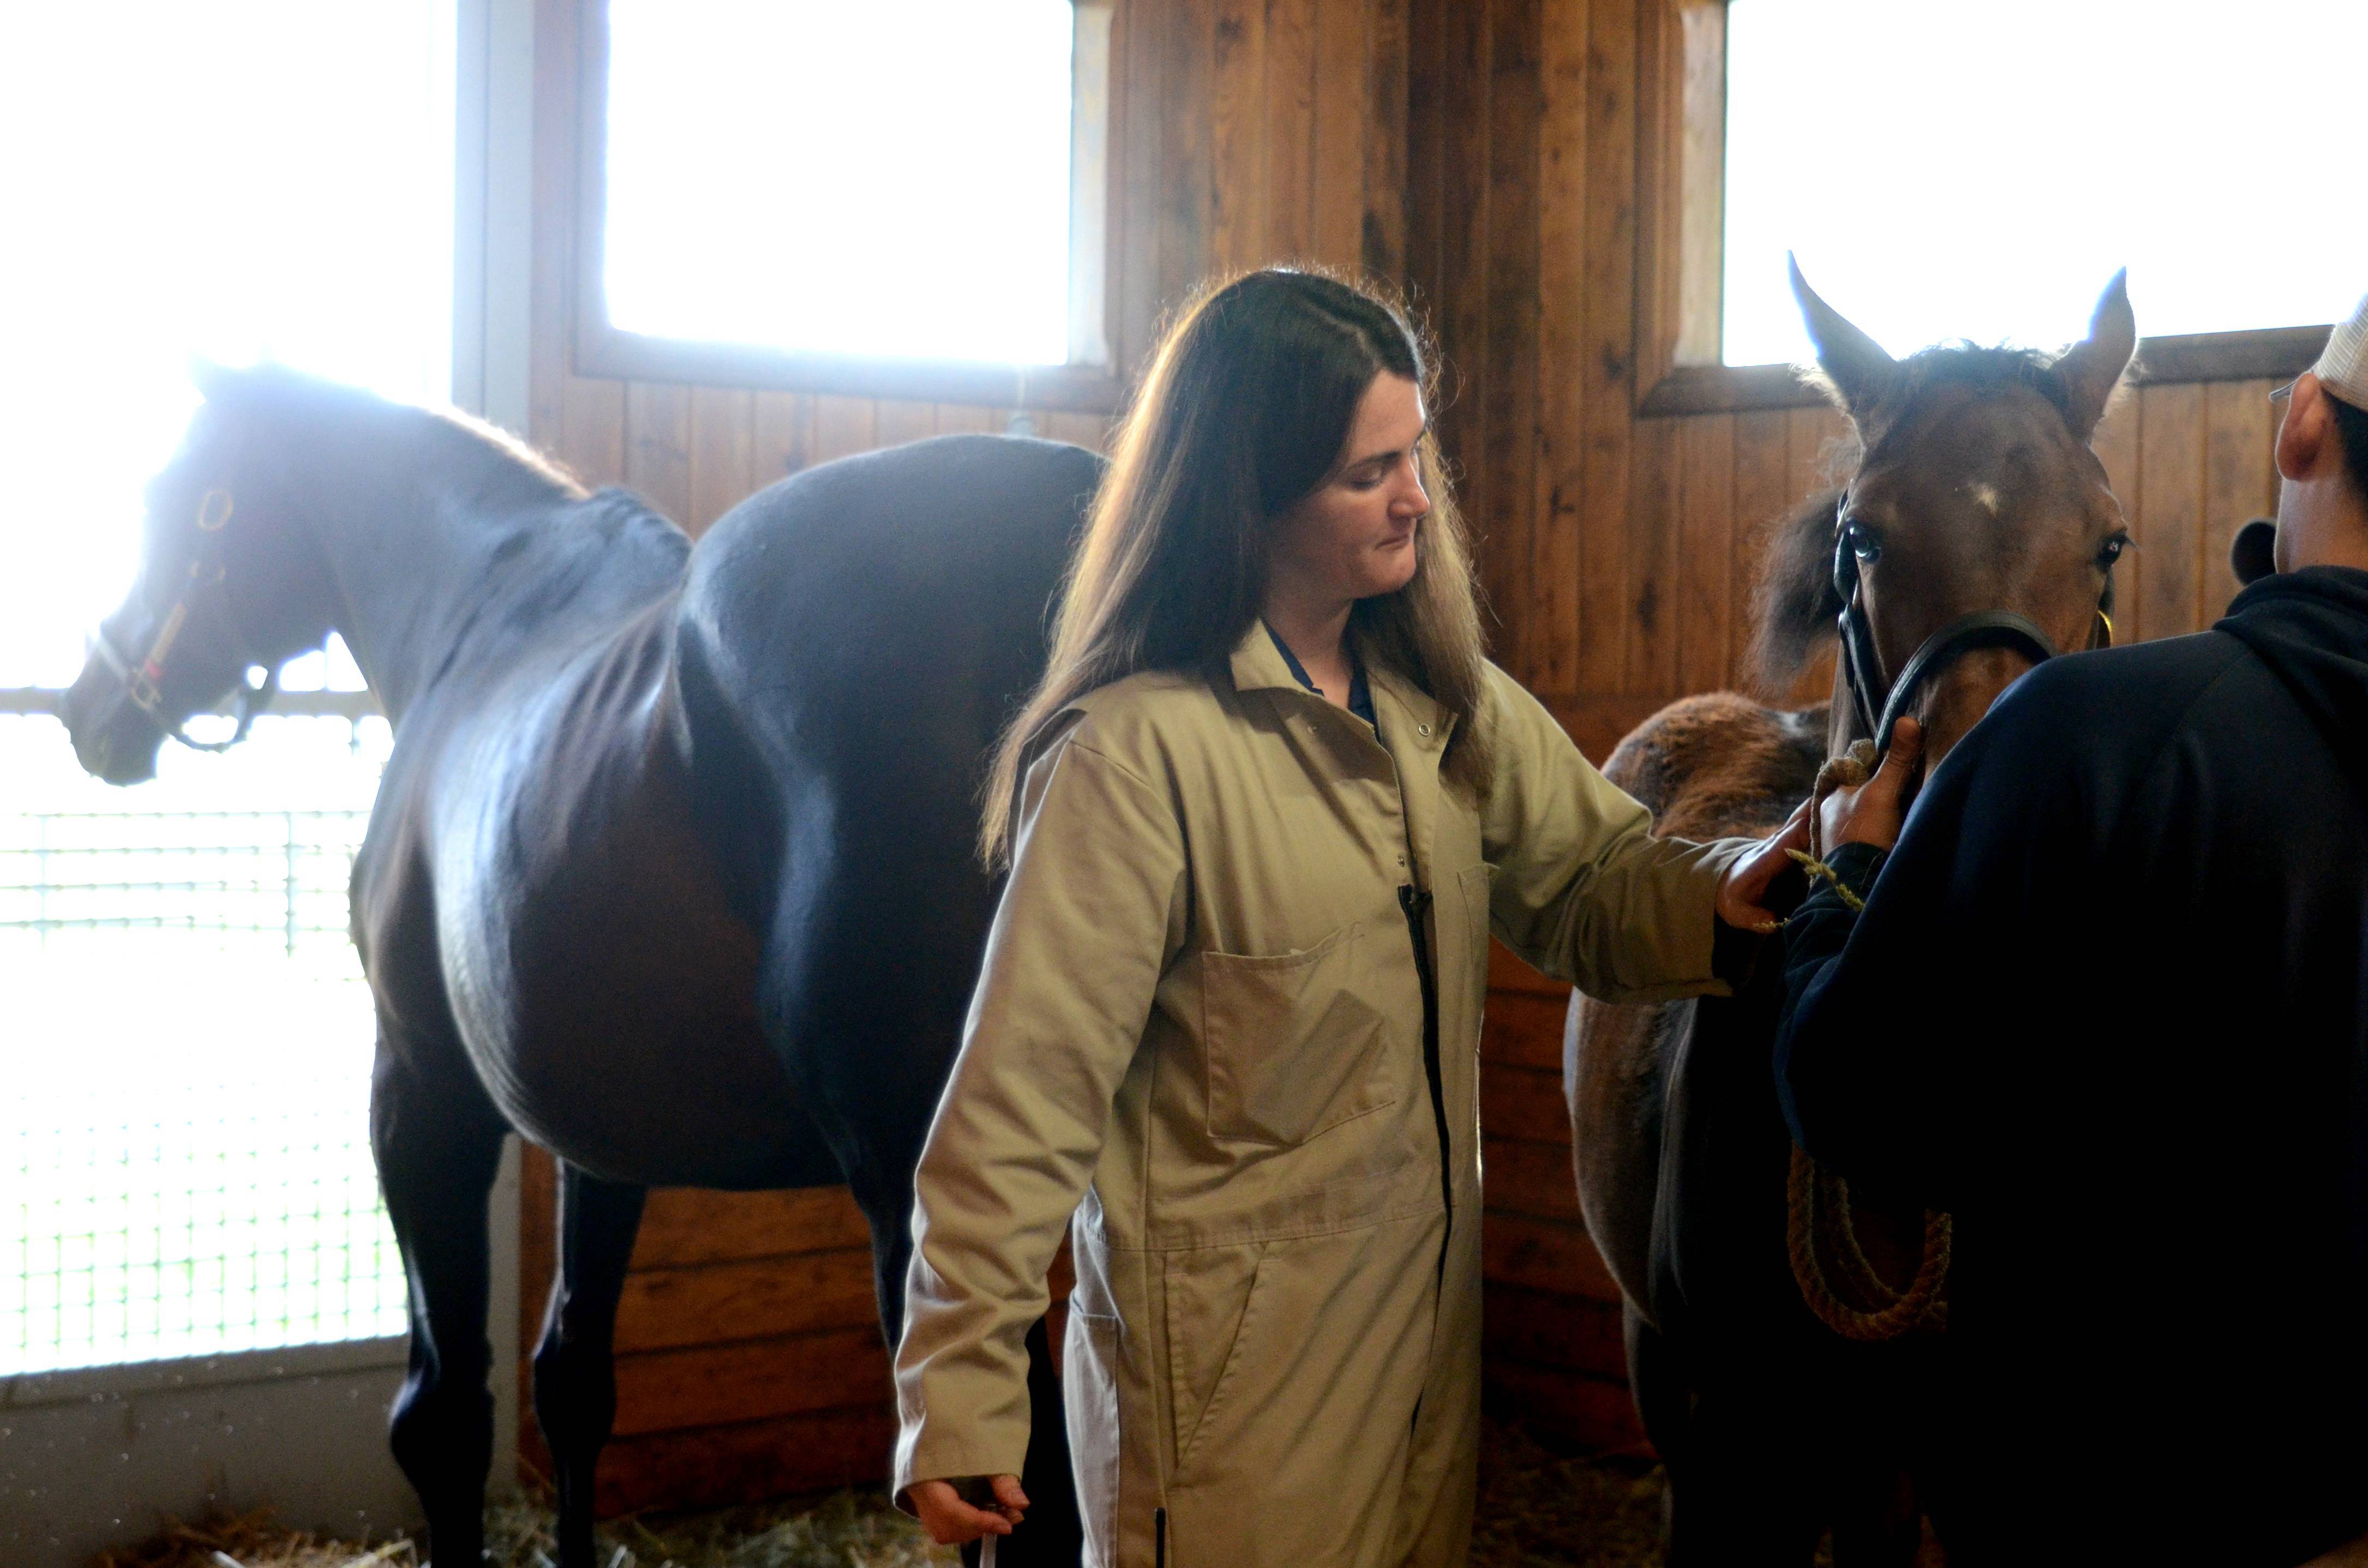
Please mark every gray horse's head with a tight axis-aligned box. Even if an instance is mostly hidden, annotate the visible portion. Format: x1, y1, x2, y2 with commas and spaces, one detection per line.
62, 365, 338, 784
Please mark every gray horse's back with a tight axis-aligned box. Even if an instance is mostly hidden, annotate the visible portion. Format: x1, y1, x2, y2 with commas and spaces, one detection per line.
681, 435, 1098, 840
675, 434, 1105, 1222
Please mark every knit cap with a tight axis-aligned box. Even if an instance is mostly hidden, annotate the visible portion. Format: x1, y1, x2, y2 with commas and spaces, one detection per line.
2316, 292, 2368, 411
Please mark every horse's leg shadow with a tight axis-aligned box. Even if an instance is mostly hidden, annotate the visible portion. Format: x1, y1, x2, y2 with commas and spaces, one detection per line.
374, 1033, 508, 1568
1660, 1362, 1828, 1567
1828, 1461, 1928, 1567
531, 1162, 648, 1568
1010, 1314, 1082, 1565
946, 1318, 1077, 1568
1623, 1305, 1690, 1548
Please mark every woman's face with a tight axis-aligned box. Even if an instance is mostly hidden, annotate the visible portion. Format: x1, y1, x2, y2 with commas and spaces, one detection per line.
1269, 372, 1430, 607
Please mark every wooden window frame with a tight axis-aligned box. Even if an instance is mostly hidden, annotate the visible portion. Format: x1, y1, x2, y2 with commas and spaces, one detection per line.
1633, 0, 2330, 418
572, 0, 1128, 413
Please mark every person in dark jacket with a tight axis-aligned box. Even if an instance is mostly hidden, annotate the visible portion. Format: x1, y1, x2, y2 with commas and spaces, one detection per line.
1773, 297, 2368, 1566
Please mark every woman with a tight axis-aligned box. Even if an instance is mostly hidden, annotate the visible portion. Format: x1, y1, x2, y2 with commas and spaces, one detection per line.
895, 269, 1804, 1567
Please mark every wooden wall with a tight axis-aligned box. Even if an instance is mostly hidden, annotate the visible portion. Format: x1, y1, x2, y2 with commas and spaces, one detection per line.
1405, 0, 2289, 1452
508, 0, 2295, 1507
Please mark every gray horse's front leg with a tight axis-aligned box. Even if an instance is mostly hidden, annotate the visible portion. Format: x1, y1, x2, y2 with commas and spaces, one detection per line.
531, 1163, 648, 1568
1622, 1304, 1688, 1542
374, 1029, 508, 1568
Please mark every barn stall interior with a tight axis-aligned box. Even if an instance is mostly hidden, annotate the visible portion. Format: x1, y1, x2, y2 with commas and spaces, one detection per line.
3, 2, 2361, 1566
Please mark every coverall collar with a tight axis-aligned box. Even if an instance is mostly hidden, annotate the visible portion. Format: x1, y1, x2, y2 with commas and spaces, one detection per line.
1225, 619, 1452, 747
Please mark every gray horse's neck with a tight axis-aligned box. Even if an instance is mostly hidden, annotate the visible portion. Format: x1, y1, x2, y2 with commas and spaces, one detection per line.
272, 407, 682, 726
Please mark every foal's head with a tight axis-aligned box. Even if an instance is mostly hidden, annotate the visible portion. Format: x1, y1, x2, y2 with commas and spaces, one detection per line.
1752, 265, 2138, 763
62, 366, 341, 784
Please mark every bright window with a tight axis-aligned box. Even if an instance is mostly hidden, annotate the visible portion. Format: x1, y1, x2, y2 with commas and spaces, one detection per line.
0, 1, 455, 1372
602, 0, 1081, 365
1723, 1, 2368, 367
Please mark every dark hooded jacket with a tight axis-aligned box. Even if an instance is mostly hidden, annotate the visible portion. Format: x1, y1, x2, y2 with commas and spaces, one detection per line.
1773, 568, 2368, 1565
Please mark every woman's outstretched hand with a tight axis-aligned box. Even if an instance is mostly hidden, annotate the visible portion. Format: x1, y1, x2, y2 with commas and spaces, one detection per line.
1716, 797, 1815, 934
908, 1475, 1029, 1546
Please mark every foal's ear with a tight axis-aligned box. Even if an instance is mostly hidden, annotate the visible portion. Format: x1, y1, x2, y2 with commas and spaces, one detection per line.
1790, 255, 1900, 426
2053, 269, 2136, 442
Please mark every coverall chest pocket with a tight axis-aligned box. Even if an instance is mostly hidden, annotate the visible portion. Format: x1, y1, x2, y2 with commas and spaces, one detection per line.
1202, 922, 1394, 1146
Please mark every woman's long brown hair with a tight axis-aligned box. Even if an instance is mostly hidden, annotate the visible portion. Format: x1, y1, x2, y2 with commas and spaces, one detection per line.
981, 267, 1492, 864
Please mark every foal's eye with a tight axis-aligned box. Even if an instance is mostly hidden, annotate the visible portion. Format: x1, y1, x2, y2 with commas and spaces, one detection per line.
1845, 521, 1883, 563
2099, 532, 2131, 566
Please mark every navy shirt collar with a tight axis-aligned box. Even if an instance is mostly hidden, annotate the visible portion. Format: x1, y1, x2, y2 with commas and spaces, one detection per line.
1262, 621, 1377, 729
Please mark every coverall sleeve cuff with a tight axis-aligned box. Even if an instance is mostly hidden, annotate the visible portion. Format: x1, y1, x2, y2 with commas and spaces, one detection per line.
894, 1432, 1031, 1515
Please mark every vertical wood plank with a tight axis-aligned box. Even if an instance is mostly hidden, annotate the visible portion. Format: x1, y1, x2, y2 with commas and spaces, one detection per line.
1311, 0, 1370, 270
1574, 0, 1636, 693
558, 376, 628, 489
1627, 416, 1680, 696
686, 387, 754, 536
1211, 0, 1269, 271
933, 404, 998, 436
1263, 0, 1317, 261
1045, 410, 1111, 452
811, 396, 879, 465
1673, 413, 1735, 694
2202, 379, 2276, 620
1115, 0, 1168, 377
752, 391, 814, 482
1672, 2, 1724, 364
1730, 409, 1793, 692
1402, 0, 1446, 314
1160, 0, 1217, 311
2266, 377, 2287, 537
2089, 392, 2142, 644
523, 0, 580, 460
1629, 0, 1680, 387
625, 381, 693, 524
1482, 0, 1541, 686
1434, 0, 1492, 636
2135, 383, 2207, 641
873, 399, 938, 450
1362, 0, 1410, 281
1529, 0, 1588, 695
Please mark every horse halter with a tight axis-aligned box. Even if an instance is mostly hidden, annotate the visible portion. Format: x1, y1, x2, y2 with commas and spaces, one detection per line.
1830, 497, 2110, 752
88, 487, 279, 753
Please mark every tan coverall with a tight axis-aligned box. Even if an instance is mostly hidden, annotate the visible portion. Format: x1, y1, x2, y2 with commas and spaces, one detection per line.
895, 627, 1748, 1567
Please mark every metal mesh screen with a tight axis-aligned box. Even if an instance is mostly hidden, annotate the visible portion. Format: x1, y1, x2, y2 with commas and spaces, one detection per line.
2, 714, 404, 1374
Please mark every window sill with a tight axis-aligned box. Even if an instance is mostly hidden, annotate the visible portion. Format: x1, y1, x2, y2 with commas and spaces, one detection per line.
576, 320, 1126, 412
1, 1336, 408, 1411
1638, 322, 2331, 419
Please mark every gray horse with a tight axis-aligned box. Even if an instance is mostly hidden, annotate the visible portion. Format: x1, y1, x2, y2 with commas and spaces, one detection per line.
61, 365, 1100, 1568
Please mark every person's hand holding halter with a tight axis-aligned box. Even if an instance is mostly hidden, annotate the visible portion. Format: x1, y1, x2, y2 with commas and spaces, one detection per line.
1818, 718, 1925, 856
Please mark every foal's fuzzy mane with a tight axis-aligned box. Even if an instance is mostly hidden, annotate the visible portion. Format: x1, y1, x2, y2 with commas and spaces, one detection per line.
1878, 340, 2094, 428
1747, 339, 2112, 693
